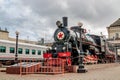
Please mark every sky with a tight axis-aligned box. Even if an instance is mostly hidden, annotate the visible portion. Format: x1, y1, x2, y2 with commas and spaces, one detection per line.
0, 0, 120, 41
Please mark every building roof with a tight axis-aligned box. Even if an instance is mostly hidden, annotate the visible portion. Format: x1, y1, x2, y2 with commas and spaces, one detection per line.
110, 18, 120, 27
0, 29, 9, 33
0, 39, 48, 48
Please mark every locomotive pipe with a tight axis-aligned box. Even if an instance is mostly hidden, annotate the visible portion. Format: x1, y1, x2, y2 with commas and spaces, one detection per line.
62, 17, 68, 27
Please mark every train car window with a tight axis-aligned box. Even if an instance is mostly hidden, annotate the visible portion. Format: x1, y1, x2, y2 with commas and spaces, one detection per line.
38, 50, 41, 55
25, 49, 29, 54
18, 48, 23, 54
0, 46, 6, 53
32, 49, 36, 55
10, 47, 15, 53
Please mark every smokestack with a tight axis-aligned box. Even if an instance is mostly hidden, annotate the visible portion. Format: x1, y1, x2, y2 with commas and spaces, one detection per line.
62, 17, 68, 27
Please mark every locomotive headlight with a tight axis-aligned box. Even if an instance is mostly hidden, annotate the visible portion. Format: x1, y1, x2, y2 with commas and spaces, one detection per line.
54, 47, 57, 50
63, 47, 66, 50
78, 22, 83, 27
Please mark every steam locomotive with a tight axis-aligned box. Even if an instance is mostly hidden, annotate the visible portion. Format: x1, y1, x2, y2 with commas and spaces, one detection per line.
43, 17, 115, 66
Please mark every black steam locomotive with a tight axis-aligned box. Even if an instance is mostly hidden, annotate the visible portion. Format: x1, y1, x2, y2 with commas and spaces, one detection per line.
43, 17, 114, 65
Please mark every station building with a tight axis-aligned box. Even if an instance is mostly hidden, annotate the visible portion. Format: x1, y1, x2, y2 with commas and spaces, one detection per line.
107, 18, 120, 57
0, 29, 37, 44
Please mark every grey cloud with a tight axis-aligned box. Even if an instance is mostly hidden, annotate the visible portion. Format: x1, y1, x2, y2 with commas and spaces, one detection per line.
21, 0, 120, 27
0, 0, 120, 41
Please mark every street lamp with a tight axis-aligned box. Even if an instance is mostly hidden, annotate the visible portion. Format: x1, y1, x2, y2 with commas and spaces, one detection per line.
77, 22, 87, 73
15, 31, 19, 63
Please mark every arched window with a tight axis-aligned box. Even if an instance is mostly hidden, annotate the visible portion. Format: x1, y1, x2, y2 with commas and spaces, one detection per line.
115, 33, 119, 39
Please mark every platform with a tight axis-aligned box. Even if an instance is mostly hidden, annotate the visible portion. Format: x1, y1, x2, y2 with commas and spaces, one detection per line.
6, 62, 41, 74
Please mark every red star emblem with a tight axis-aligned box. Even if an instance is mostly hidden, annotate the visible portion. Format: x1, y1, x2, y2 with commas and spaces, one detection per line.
58, 33, 63, 38
57, 32, 64, 40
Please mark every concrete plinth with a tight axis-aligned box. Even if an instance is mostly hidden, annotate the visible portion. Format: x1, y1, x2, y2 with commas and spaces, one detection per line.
73, 65, 78, 73
77, 64, 87, 73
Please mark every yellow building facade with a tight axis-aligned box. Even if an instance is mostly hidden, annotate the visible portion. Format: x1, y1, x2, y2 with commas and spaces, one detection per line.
0, 30, 9, 40
0, 29, 37, 44
107, 18, 120, 56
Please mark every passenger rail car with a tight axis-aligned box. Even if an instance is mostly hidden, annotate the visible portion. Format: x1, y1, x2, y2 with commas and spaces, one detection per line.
0, 39, 48, 64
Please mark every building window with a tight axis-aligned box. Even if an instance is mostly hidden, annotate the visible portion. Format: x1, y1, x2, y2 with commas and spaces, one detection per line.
32, 49, 36, 55
115, 33, 119, 39
0, 46, 6, 53
10, 47, 15, 53
25, 49, 29, 54
18, 48, 23, 54
38, 50, 41, 55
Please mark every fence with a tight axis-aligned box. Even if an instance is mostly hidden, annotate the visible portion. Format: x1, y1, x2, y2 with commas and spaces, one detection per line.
19, 58, 65, 75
